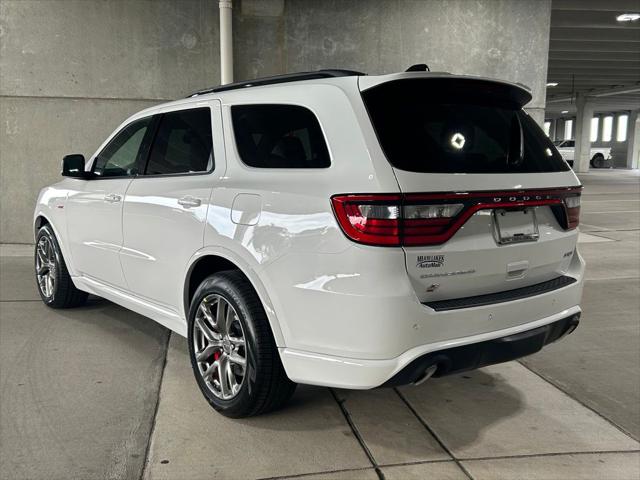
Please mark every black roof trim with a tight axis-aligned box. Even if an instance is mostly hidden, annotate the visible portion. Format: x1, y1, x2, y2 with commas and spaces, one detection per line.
186, 69, 366, 97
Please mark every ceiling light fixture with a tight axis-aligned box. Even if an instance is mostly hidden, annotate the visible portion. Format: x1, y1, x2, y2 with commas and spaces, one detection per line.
561, 110, 569, 114
616, 13, 640, 22
546, 82, 558, 87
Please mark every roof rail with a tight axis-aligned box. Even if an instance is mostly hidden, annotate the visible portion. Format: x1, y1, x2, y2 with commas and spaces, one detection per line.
186, 69, 366, 97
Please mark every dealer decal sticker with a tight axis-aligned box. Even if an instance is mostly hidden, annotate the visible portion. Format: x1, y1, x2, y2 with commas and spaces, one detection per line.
416, 255, 445, 268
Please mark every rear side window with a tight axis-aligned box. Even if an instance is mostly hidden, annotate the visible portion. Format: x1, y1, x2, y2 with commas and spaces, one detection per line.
362, 79, 569, 174
231, 104, 330, 168
145, 108, 213, 175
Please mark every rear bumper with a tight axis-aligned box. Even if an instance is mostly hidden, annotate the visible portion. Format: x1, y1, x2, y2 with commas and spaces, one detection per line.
279, 305, 581, 389
381, 312, 580, 387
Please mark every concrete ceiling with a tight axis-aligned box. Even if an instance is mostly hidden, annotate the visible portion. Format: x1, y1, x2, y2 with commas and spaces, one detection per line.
545, 0, 640, 115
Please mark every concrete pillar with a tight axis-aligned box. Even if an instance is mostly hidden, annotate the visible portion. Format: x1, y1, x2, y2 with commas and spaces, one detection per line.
527, 109, 546, 128
556, 118, 566, 141
627, 110, 640, 169
548, 118, 557, 141
574, 94, 595, 173
219, 0, 234, 84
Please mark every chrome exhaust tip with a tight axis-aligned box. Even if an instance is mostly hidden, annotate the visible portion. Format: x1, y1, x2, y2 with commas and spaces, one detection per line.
556, 313, 581, 343
412, 364, 438, 386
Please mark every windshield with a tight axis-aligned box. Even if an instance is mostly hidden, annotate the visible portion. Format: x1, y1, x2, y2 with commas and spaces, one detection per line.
361, 78, 569, 174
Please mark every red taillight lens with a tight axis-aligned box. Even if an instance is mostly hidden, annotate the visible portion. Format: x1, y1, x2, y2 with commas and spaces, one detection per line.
332, 187, 582, 247
331, 195, 402, 245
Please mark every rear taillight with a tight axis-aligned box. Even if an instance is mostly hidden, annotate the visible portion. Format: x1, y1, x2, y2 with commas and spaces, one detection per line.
564, 194, 581, 229
332, 186, 582, 247
331, 195, 402, 246
402, 203, 464, 245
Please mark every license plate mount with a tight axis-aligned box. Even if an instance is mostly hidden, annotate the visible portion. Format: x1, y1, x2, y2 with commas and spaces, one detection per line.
492, 208, 539, 245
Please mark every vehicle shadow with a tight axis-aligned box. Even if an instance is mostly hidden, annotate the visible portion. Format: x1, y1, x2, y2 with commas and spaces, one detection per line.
395, 369, 525, 452
237, 365, 524, 459
16, 286, 523, 458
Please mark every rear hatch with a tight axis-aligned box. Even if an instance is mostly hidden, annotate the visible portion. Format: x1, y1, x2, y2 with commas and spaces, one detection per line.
359, 76, 581, 303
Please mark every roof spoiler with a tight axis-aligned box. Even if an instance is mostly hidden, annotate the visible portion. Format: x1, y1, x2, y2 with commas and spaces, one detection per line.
360, 75, 533, 106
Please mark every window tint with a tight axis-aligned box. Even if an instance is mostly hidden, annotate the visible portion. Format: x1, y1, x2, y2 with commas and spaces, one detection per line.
93, 117, 151, 177
231, 105, 330, 168
362, 79, 569, 174
145, 108, 213, 175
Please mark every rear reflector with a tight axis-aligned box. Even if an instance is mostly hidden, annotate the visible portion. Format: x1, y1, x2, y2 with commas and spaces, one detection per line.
331, 186, 582, 247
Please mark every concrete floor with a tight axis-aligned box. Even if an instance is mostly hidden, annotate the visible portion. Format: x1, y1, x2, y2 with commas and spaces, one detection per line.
1, 171, 638, 480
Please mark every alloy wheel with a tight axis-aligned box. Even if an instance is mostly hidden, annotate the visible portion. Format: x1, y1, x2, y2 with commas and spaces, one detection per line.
193, 294, 247, 400
35, 236, 57, 299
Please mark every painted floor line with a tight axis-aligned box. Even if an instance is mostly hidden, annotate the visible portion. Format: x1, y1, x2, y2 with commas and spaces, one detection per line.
585, 276, 640, 281
257, 450, 640, 480
394, 388, 475, 480
329, 388, 385, 480
582, 199, 640, 203
139, 332, 171, 480
583, 210, 640, 214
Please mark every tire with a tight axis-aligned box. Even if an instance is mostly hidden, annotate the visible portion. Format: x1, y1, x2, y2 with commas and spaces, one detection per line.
591, 153, 605, 168
34, 225, 88, 308
188, 271, 296, 418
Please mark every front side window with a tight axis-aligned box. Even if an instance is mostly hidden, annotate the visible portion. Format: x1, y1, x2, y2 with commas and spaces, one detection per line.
361, 79, 569, 174
231, 104, 330, 168
144, 108, 213, 175
93, 117, 151, 177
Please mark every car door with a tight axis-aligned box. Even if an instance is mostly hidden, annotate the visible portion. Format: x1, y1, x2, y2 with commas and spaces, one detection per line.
66, 116, 153, 288
120, 102, 224, 313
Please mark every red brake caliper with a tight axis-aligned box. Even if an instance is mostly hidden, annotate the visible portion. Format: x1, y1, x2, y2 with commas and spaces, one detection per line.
212, 350, 222, 380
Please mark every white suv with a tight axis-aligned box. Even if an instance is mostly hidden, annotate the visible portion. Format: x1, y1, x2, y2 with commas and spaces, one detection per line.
33, 69, 585, 417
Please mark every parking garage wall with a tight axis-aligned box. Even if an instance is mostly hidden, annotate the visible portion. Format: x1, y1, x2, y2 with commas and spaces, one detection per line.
1, 0, 552, 243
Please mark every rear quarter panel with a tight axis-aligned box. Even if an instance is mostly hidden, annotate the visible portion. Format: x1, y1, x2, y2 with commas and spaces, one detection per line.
202, 80, 401, 348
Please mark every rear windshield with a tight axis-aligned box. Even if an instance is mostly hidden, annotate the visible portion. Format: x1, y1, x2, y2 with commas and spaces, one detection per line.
361, 79, 569, 174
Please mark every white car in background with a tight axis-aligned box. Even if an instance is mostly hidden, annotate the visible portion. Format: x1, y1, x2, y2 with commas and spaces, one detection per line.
33, 68, 585, 417
554, 140, 612, 168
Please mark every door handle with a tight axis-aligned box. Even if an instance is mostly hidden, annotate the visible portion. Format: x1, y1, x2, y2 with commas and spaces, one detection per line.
104, 193, 122, 203
178, 196, 202, 208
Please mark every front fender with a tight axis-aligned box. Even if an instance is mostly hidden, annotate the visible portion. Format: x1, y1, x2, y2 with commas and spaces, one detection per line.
33, 185, 75, 274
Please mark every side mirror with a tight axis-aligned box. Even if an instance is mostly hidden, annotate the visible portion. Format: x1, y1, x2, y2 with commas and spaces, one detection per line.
62, 154, 91, 178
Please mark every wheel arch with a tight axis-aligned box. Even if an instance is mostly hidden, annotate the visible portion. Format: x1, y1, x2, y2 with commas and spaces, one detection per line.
33, 212, 78, 275
183, 249, 286, 347
34, 214, 50, 234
